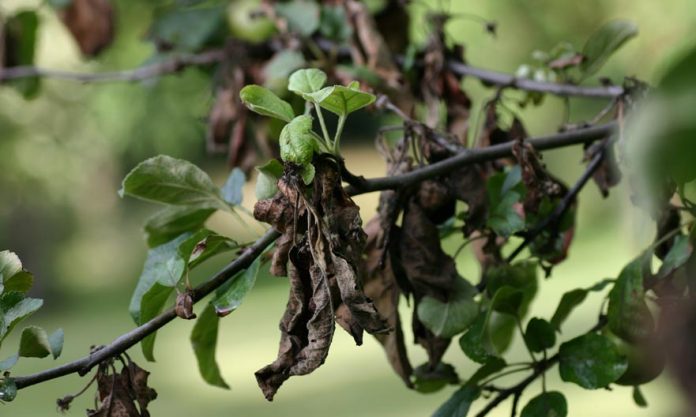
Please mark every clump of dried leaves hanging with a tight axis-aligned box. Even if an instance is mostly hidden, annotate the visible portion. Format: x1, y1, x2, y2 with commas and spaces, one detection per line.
253, 155, 388, 400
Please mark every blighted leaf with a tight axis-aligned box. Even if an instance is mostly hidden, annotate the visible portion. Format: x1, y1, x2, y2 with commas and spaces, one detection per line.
148, 6, 224, 52
311, 84, 376, 117
213, 257, 261, 317
275, 0, 320, 37
657, 234, 692, 278
221, 168, 245, 206
0, 377, 17, 402
580, 20, 638, 77
524, 317, 556, 352
607, 258, 654, 342
520, 391, 568, 417
558, 332, 628, 389
240, 85, 295, 122
255, 159, 284, 200
3, 11, 41, 99
59, 0, 114, 56
486, 167, 526, 237
633, 385, 648, 408
120, 155, 228, 210
432, 385, 480, 417
48, 328, 64, 359
549, 279, 612, 332
288, 68, 327, 100
467, 356, 506, 385
191, 304, 229, 388
279, 115, 316, 165
18, 326, 51, 358
412, 362, 458, 393
175, 291, 196, 320
417, 279, 478, 338
144, 206, 216, 248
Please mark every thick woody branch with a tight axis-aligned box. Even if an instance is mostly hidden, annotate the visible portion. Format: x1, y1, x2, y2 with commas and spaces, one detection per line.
12, 122, 615, 391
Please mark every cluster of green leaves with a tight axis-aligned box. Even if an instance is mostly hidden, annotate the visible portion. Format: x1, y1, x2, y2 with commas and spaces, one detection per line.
119, 155, 262, 388
240, 68, 375, 198
0, 251, 63, 402
515, 20, 637, 106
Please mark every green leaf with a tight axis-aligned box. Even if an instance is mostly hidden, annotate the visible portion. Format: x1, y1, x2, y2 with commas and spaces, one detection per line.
0, 295, 43, 345
213, 257, 261, 317
187, 233, 238, 270
580, 20, 638, 77
607, 258, 654, 342
0, 377, 17, 402
459, 309, 496, 364
524, 318, 556, 352
255, 159, 284, 200
221, 168, 245, 206
148, 6, 226, 52
432, 385, 480, 417
550, 279, 613, 331
311, 84, 376, 117
144, 206, 216, 248
658, 234, 692, 278
140, 283, 174, 361
275, 0, 320, 37
240, 85, 295, 122
301, 164, 316, 185
319, 5, 353, 42
288, 68, 328, 100
490, 286, 524, 316
18, 326, 51, 358
120, 155, 227, 210
129, 234, 190, 324
263, 50, 306, 92
0, 355, 18, 372
486, 167, 526, 237
412, 362, 459, 394
48, 328, 64, 359
280, 115, 317, 165
417, 279, 479, 338
520, 391, 568, 417
0, 251, 33, 294
467, 357, 506, 385
632, 385, 648, 408
558, 333, 628, 389
190, 304, 229, 389
4, 11, 41, 99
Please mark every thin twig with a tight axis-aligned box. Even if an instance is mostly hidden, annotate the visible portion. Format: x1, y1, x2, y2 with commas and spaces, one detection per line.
12, 122, 614, 391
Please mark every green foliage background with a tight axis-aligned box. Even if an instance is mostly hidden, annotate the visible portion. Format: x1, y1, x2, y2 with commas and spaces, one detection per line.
1, 0, 695, 415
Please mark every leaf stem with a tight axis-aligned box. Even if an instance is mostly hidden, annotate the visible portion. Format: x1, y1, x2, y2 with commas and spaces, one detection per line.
333, 115, 347, 154
313, 103, 333, 149
515, 316, 537, 364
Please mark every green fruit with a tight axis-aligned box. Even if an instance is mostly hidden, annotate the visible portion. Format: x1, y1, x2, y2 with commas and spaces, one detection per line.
603, 329, 665, 386
227, 0, 276, 43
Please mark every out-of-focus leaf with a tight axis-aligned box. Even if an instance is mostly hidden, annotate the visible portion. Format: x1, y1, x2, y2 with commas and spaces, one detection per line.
490, 286, 524, 316
148, 6, 226, 51
190, 304, 229, 388
657, 234, 692, 278
417, 279, 478, 338
524, 317, 556, 352
275, 0, 320, 37
240, 85, 295, 122
3, 11, 41, 99
607, 258, 654, 342
520, 391, 568, 417
412, 362, 459, 394
59, 0, 114, 56
263, 50, 305, 91
459, 309, 496, 364
319, 5, 352, 42
255, 159, 284, 200
48, 328, 64, 359
18, 326, 51, 358
550, 279, 613, 331
486, 167, 526, 237
144, 206, 216, 248
119, 155, 228, 210
432, 385, 480, 417
0, 355, 18, 372
558, 333, 628, 389
467, 357, 506, 385
213, 257, 261, 317
633, 385, 648, 408
280, 115, 316, 165
580, 20, 638, 77
221, 168, 245, 206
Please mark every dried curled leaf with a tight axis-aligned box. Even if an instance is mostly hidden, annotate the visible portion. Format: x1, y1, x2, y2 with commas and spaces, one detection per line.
59, 0, 115, 57
87, 358, 157, 417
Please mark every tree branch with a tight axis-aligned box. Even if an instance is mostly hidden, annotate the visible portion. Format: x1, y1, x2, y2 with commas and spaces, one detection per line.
11, 122, 615, 391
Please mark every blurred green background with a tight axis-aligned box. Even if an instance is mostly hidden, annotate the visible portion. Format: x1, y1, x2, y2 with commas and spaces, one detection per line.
1, 0, 694, 416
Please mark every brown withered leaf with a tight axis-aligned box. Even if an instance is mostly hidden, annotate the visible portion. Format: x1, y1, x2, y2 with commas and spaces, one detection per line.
174, 291, 196, 320
60, 0, 115, 57
585, 141, 621, 197
86, 359, 157, 417
448, 165, 489, 237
